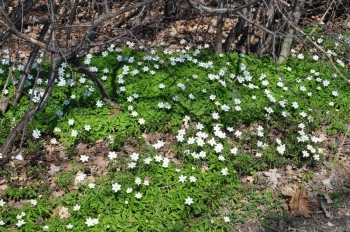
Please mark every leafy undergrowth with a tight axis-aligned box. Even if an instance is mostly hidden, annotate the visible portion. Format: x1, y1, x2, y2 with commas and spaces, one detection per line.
0, 44, 350, 231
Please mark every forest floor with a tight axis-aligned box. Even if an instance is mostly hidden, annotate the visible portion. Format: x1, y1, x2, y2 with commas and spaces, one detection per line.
1, 2, 350, 231
2, 127, 349, 231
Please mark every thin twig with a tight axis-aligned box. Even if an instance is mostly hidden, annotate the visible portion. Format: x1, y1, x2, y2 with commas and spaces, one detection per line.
187, 0, 262, 14
336, 124, 350, 161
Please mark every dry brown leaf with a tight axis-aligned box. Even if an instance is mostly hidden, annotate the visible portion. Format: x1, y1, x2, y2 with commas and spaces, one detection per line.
201, 162, 209, 173
246, 176, 254, 183
0, 97, 9, 113
186, 19, 196, 27
165, 151, 174, 159
13, 201, 24, 209
281, 185, 296, 197
144, 176, 151, 183
263, 168, 281, 187
48, 164, 61, 176
322, 178, 333, 189
8, 200, 15, 207
286, 165, 294, 175
76, 143, 88, 155
317, 131, 328, 142
171, 157, 181, 165
324, 193, 333, 204
18, 172, 27, 182
0, 183, 8, 191
108, 105, 121, 115
52, 190, 65, 198
320, 202, 332, 218
93, 156, 109, 174
52, 206, 71, 219
314, 173, 327, 182
87, 175, 95, 182
282, 186, 315, 217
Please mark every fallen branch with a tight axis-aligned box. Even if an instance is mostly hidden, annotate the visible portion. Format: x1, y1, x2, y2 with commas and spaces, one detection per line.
72, 59, 118, 108
12, 20, 51, 106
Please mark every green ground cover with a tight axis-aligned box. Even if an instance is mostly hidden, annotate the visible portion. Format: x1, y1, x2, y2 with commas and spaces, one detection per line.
0, 44, 349, 231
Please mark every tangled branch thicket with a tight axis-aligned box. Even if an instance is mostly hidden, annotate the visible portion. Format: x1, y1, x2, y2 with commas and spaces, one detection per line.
0, 0, 349, 164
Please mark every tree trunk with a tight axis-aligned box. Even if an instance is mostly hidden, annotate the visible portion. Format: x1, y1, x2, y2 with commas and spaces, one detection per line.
214, 0, 224, 53
278, 0, 305, 63
223, 7, 248, 52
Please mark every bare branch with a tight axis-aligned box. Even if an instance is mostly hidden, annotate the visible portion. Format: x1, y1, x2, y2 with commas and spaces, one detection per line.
66, 0, 158, 59
235, 11, 276, 36
0, 56, 61, 166
0, 0, 40, 46
72, 59, 118, 108
12, 20, 50, 106
187, 0, 262, 14
0, 8, 59, 53
91, 0, 157, 27
66, 0, 79, 48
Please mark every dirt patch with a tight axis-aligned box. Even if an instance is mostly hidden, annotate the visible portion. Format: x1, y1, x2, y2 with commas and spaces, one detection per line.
237, 140, 350, 232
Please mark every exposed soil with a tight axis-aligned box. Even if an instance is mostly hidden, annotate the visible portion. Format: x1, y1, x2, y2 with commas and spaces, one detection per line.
236, 132, 350, 232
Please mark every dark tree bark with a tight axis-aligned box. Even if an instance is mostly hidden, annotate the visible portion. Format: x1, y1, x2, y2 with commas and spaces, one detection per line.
214, 0, 225, 53
12, 20, 50, 107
